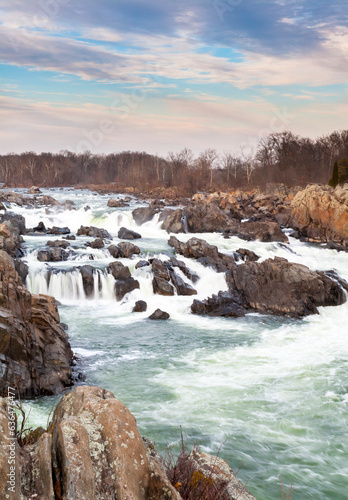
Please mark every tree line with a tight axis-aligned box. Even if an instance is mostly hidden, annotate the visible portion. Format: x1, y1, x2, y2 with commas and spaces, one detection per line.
1, 130, 347, 193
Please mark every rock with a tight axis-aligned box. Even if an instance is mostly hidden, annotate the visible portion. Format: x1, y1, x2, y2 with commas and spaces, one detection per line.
36, 195, 59, 206
152, 276, 175, 296
107, 244, 120, 258
14, 259, 29, 283
0, 212, 26, 236
118, 226, 142, 240
226, 220, 288, 243
77, 265, 95, 297
89, 237, 104, 249
47, 239, 70, 249
77, 225, 111, 239
169, 236, 236, 272
49, 386, 180, 500
0, 250, 73, 398
187, 449, 256, 500
185, 203, 232, 232
149, 309, 170, 320
169, 256, 200, 283
118, 241, 141, 258
132, 206, 158, 225
152, 258, 170, 280
234, 248, 260, 262
29, 186, 41, 194
290, 184, 348, 243
107, 198, 128, 207
170, 270, 197, 295
135, 259, 150, 269
47, 226, 71, 235
133, 300, 147, 312
160, 209, 185, 233
193, 256, 347, 318
0, 201, 5, 211
108, 261, 131, 280
115, 278, 140, 301
37, 247, 68, 262
33, 221, 46, 232
63, 234, 76, 241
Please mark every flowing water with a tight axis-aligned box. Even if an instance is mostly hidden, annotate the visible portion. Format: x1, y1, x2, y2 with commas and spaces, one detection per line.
6, 188, 348, 499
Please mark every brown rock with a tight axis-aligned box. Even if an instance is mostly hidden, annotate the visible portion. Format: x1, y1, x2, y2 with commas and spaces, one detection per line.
118, 241, 141, 258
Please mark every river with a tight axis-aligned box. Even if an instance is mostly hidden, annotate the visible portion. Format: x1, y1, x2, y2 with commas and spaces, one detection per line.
7, 187, 348, 500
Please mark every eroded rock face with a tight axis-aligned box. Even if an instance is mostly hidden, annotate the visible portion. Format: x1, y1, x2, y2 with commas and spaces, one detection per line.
50, 386, 180, 500
0, 386, 181, 500
192, 256, 347, 318
0, 250, 73, 398
290, 184, 348, 243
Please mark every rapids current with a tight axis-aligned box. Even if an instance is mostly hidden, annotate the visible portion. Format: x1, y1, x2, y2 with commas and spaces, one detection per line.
6, 187, 348, 500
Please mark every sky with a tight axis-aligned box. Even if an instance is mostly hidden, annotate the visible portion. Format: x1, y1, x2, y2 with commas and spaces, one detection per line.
0, 0, 347, 156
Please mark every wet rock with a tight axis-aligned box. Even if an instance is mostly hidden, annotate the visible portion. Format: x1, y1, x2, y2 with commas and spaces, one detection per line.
169, 236, 236, 272
77, 265, 95, 297
191, 291, 246, 317
118, 241, 141, 258
63, 234, 76, 241
135, 259, 150, 269
152, 258, 170, 280
47, 226, 71, 235
0, 250, 73, 398
36, 195, 59, 206
33, 221, 46, 232
107, 244, 120, 258
149, 309, 170, 320
132, 206, 158, 225
169, 256, 200, 283
77, 225, 111, 239
37, 247, 68, 262
234, 248, 260, 262
160, 209, 185, 233
115, 278, 140, 301
89, 237, 104, 249
107, 198, 128, 207
152, 276, 175, 296
47, 239, 70, 249
170, 270, 197, 295
225, 220, 288, 243
118, 226, 142, 240
108, 261, 131, 280
14, 259, 29, 284
133, 300, 147, 312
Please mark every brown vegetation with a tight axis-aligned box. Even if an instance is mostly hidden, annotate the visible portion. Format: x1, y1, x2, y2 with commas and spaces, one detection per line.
1, 130, 348, 194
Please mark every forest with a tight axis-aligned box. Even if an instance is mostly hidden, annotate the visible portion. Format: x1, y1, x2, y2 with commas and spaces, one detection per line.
1, 130, 348, 193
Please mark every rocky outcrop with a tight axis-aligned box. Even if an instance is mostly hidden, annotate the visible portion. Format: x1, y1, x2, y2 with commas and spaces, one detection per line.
0, 213, 26, 257
37, 247, 69, 262
169, 236, 236, 272
118, 241, 141, 258
107, 198, 128, 207
290, 184, 348, 245
151, 258, 197, 296
132, 206, 158, 225
224, 220, 288, 243
192, 256, 347, 318
0, 386, 182, 500
0, 250, 73, 398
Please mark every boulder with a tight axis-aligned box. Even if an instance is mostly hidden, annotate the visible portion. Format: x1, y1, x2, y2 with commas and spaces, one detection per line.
160, 209, 186, 233
47, 226, 71, 235
133, 300, 147, 312
107, 198, 128, 207
132, 206, 158, 225
118, 226, 142, 240
153, 276, 175, 296
187, 449, 256, 500
152, 258, 170, 280
77, 225, 111, 239
115, 278, 140, 301
135, 260, 150, 269
77, 265, 95, 297
37, 247, 68, 262
170, 270, 197, 296
169, 236, 236, 272
234, 248, 260, 262
107, 244, 120, 258
108, 261, 131, 280
46, 239, 70, 249
118, 241, 141, 258
169, 256, 200, 283
149, 309, 170, 320
33, 221, 46, 232
0, 250, 73, 398
89, 237, 104, 249
36, 195, 59, 206
185, 203, 232, 232
290, 184, 348, 243
29, 186, 42, 194
192, 257, 347, 318
225, 220, 288, 243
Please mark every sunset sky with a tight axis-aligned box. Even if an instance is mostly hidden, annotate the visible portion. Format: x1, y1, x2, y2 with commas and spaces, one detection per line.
0, 0, 347, 156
